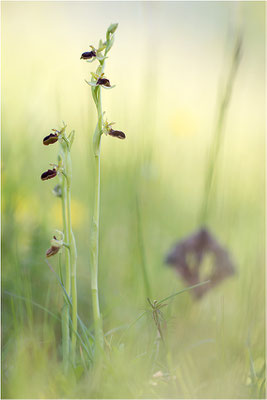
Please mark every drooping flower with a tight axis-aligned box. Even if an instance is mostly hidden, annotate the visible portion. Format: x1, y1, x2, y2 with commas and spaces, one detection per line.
46, 232, 64, 258
46, 245, 60, 257
108, 128, 126, 140
43, 133, 58, 146
80, 50, 97, 60
96, 77, 111, 87
41, 158, 64, 181
41, 168, 57, 181
103, 117, 126, 140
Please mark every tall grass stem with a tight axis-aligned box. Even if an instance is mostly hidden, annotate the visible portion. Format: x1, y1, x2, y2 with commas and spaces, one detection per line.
136, 197, 151, 299
199, 33, 242, 225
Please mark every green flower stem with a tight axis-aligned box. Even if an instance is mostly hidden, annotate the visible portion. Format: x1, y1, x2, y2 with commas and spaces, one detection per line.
88, 24, 118, 355
199, 34, 242, 225
90, 80, 104, 353
61, 173, 71, 371
90, 152, 104, 351
60, 139, 78, 366
65, 150, 78, 365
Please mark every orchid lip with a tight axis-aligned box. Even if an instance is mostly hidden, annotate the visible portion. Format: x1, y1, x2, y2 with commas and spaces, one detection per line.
46, 245, 60, 257
43, 133, 58, 146
80, 51, 96, 60
41, 168, 57, 181
96, 78, 111, 87
108, 128, 126, 139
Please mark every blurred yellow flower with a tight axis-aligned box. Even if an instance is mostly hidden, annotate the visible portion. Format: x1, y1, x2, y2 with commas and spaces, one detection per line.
169, 108, 197, 137
50, 198, 87, 229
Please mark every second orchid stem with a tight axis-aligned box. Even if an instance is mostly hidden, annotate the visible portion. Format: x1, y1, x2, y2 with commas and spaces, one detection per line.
62, 140, 78, 365
61, 172, 71, 370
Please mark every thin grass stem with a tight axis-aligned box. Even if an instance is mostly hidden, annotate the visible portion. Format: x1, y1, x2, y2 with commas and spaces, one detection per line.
199, 34, 242, 225
136, 197, 151, 299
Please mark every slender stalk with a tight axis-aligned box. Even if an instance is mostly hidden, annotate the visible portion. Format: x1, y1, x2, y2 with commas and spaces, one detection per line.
42, 124, 77, 369
90, 153, 103, 351
90, 85, 104, 352
64, 148, 78, 364
89, 53, 107, 353
85, 23, 119, 355
61, 174, 71, 370
199, 34, 242, 225
136, 197, 151, 299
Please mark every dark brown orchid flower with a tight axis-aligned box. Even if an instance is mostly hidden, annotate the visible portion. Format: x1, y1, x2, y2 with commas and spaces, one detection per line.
96, 77, 111, 87
80, 50, 96, 60
41, 168, 57, 181
43, 133, 58, 146
46, 245, 60, 257
165, 227, 235, 299
108, 128, 126, 140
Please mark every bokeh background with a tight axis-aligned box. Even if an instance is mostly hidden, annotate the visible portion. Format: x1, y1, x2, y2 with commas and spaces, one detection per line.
2, 1, 265, 399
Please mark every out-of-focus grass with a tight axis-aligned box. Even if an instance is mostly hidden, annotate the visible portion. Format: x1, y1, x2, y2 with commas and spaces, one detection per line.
1, 1, 265, 399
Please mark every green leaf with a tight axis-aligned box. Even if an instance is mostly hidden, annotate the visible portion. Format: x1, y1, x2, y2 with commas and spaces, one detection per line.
68, 130, 75, 148
157, 280, 210, 305
105, 36, 114, 53
74, 365, 85, 380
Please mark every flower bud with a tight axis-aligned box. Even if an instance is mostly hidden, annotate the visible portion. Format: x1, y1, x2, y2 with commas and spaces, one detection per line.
41, 168, 57, 181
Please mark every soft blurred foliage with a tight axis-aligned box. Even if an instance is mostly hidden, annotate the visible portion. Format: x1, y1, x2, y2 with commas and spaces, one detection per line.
1, 1, 265, 399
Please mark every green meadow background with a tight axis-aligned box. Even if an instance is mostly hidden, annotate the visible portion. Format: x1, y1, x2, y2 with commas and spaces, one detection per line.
2, 1, 265, 398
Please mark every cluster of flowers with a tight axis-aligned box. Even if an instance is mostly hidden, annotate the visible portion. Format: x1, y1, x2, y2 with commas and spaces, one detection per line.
41, 128, 62, 181
41, 126, 68, 257
80, 23, 126, 141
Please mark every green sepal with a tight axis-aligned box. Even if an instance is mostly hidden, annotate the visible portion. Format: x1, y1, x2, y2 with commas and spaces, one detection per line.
96, 55, 108, 62
86, 81, 97, 87
102, 84, 116, 90
86, 58, 96, 64
98, 39, 106, 52
90, 72, 98, 79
